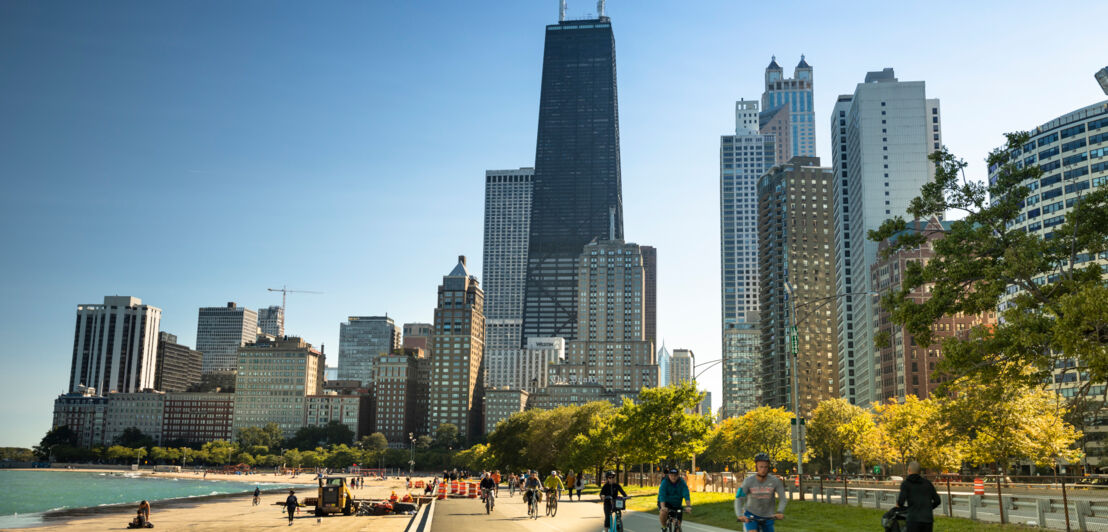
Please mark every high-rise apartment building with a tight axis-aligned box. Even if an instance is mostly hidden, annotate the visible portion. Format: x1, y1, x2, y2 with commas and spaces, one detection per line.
162, 392, 234, 444
103, 391, 165, 446
872, 218, 997, 402
402, 323, 432, 351
428, 256, 486, 442
154, 332, 202, 393
671, 348, 694, 385
374, 348, 430, 442
523, 15, 624, 344
484, 168, 534, 353
68, 296, 161, 394
720, 99, 775, 419
759, 157, 837, 417
549, 239, 657, 394
337, 316, 401, 386
759, 104, 792, 167
642, 245, 658, 347
257, 305, 284, 338
484, 387, 529, 435
762, 56, 816, 159
196, 302, 258, 375
232, 336, 324, 437
831, 68, 941, 406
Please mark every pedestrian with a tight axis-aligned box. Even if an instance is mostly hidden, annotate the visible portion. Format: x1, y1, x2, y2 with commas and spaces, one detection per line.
896, 461, 942, 532
565, 470, 576, 501
285, 489, 298, 526
574, 473, 584, 500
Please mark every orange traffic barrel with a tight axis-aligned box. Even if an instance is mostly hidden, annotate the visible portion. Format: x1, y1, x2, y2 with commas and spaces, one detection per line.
973, 478, 984, 496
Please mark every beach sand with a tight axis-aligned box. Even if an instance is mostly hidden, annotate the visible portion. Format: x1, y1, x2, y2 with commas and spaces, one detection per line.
10, 471, 426, 532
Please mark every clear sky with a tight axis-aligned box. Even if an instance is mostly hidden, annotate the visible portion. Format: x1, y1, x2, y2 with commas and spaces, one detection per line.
2, 0, 1106, 448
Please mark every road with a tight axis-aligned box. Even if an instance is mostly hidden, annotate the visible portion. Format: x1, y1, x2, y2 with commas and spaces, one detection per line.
430, 491, 733, 532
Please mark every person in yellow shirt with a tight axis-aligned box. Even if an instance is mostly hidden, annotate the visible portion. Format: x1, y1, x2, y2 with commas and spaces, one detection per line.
565, 470, 577, 501
543, 470, 565, 501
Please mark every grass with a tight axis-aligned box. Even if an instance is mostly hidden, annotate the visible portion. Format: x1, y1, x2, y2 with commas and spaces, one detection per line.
610, 486, 1034, 531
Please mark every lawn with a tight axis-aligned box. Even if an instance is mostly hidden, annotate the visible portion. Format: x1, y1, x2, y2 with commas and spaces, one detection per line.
610, 486, 1033, 531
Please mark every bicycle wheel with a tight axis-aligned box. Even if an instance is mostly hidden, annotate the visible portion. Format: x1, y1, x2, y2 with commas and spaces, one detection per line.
550, 496, 557, 517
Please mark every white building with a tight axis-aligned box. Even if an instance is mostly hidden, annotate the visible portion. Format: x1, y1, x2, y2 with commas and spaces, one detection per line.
720, 99, 774, 419
671, 348, 694, 385
657, 341, 671, 387
69, 296, 162, 394
257, 305, 284, 338
102, 391, 165, 445
485, 337, 565, 393
196, 302, 257, 375
831, 68, 941, 406
483, 167, 534, 353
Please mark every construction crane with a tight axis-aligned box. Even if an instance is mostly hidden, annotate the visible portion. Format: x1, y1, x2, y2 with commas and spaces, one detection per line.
267, 285, 322, 334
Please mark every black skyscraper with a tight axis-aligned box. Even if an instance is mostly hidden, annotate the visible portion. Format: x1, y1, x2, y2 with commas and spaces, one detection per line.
522, 16, 624, 344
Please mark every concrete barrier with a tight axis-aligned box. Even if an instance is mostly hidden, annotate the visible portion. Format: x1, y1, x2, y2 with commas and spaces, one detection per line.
404, 498, 435, 532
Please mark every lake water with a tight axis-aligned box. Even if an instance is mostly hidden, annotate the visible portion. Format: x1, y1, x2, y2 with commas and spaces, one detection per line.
0, 470, 296, 528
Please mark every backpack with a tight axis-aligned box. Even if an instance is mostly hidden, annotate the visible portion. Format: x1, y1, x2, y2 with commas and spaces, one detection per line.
882, 506, 907, 532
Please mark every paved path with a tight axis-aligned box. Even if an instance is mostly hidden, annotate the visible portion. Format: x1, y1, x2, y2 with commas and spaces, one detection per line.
430, 491, 734, 532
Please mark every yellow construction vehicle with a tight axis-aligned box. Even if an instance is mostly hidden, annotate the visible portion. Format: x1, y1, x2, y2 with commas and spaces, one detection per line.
314, 476, 359, 516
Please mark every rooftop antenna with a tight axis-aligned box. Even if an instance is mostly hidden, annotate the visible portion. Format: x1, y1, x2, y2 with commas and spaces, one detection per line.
597, 0, 605, 17
559, 0, 567, 22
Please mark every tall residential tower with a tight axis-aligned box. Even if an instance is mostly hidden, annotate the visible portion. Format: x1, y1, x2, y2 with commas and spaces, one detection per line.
68, 296, 162, 394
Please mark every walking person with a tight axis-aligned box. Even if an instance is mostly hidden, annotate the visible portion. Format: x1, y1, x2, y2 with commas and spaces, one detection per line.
574, 473, 585, 500
896, 462, 942, 532
285, 489, 298, 526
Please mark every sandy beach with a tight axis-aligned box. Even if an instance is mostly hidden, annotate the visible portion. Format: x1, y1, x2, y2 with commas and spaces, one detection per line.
4, 470, 427, 532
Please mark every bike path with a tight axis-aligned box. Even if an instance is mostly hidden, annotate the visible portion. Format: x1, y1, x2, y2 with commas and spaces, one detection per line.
430, 491, 734, 532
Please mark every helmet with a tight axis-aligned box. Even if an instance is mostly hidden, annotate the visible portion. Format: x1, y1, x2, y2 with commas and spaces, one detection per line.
754, 452, 772, 463
667, 468, 679, 475
605, 471, 616, 479
551, 470, 557, 475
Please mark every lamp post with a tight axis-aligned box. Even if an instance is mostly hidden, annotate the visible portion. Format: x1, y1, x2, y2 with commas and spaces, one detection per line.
783, 281, 878, 500
409, 433, 416, 478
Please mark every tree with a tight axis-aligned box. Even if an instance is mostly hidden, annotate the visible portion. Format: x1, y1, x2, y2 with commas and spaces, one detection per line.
806, 398, 869, 473
115, 427, 155, 449
730, 406, 795, 471
326, 445, 358, 469
105, 445, 134, 464
838, 412, 884, 473
0, 448, 35, 462
201, 440, 235, 465
237, 423, 283, 450
434, 423, 459, 449
286, 422, 354, 450
874, 396, 936, 473
282, 449, 303, 468
869, 136, 1108, 398
358, 433, 388, 452
34, 426, 77, 460
621, 383, 712, 468
414, 435, 433, 449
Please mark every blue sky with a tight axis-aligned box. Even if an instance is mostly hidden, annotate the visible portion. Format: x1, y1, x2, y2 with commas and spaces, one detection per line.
2, 0, 1106, 447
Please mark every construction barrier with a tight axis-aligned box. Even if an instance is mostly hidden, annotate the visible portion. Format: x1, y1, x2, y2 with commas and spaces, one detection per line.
973, 478, 985, 496
450, 481, 459, 496
468, 483, 478, 498
436, 482, 446, 500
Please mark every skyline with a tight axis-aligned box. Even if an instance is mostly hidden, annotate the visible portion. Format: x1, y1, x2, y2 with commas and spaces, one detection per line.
2, 0, 1107, 447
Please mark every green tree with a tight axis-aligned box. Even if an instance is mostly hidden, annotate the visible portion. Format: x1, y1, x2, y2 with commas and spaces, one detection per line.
414, 435, 433, 449
869, 136, 1108, 399
149, 446, 169, 463
300, 450, 322, 468
326, 445, 358, 469
620, 383, 711, 467
434, 423, 459, 449
34, 426, 77, 460
282, 449, 303, 468
237, 424, 283, 449
838, 412, 884, 473
358, 433, 389, 452
874, 396, 936, 473
806, 398, 869, 473
0, 448, 35, 461
115, 427, 155, 449
105, 445, 134, 464
234, 451, 255, 466
201, 440, 235, 465
729, 406, 795, 470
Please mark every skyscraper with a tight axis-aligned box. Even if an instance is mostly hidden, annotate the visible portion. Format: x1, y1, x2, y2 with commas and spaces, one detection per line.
484, 167, 533, 354
402, 322, 432, 351
762, 56, 816, 159
671, 348, 694, 385
831, 68, 941, 406
257, 306, 284, 338
337, 316, 401, 386
720, 99, 775, 419
232, 336, 324, 438
428, 256, 486, 442
758, 157, 837, 417
523, 14, 624, 344
68, 296, 161, 394
154, 332, 202, 393
196, 302, 258, 375
641, 245, 658, 348
657, 341, 671, 387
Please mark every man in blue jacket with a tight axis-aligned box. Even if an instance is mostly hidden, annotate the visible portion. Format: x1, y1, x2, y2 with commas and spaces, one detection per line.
657, 468, 691, 530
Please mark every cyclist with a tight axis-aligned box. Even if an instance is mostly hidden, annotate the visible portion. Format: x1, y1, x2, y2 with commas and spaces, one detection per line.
252, 486, 261, 506
543, 470, 565, 501
735, 453, 786, 531
479, 472, 497, 504
523, 469, 543, 513
600, 471, 628, 530
658, 468, 691, 529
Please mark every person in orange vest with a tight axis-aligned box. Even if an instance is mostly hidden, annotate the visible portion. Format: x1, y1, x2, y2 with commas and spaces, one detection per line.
492, 470, 501, 497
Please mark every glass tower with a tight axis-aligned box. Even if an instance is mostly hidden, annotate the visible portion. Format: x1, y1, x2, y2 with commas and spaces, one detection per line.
523, 16, 624, 345
762, 56, 816, 159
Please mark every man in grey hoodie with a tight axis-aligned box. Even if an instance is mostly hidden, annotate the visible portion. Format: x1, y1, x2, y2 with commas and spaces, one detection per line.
734, 453, 786, 531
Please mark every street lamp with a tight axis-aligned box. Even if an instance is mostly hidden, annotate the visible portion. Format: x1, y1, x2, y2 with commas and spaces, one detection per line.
784, 280, 878, 500
409, 433, 416, 478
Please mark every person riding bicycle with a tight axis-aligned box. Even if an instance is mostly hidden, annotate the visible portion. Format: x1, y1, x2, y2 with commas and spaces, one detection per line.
479, 472, 497, 503
252, 487, 261, 505
523, 469, 543, 507
543, 470, 564, 500
600, 470, 628, 530
658, 468, 691, 529
735, 453, 786, 531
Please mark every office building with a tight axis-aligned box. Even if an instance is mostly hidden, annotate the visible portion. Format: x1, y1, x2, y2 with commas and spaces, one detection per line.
485, 337, 565, 393
760, 104, 792, 166
305, 394, 368, 439
484, 387, 529, 435
523, 14, 624, 344
402, 323, 432, 351
671, 348, 694, 385
154, 332, 202, 393
68, 296, 161, 394
699, 391, 712, 417
337, 316, 401, 386
831, 68, 941, 406
232, 336, 324, 438
257, 305, 284, 338
162, 393, 234, 444
758, 157, 837, 417
642, 245, 658, 347
103, 391, 165, 445
1097, 67, 1108, 95
871, 218, 997, 402
526, 382, 625, 411
484, 167, 534, 354
196, 302, 257, 375
720, 99, 776, 419
762, 56, 816, 159
657, 342, 671, 387
373, 348, 430, 442
428, 256, 486, 442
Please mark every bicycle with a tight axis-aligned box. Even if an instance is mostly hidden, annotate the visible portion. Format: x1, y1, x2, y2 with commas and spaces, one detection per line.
602, 495, 627, 532
252, 494, 260, 506
545, 488, 558, 517
663, 504, 689, 532
739, 512, 777, 532
481, 488, 494, 514
526, 489, 540, 519
508, 479, 517, 497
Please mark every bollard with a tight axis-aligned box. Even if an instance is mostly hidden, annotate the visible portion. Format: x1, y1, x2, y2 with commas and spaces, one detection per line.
1075, 500, 1091, 532
970, 495, 981, 521
1003, 495, 1016, 511
873, 490, 882, 509
1036, 499, 1050, 529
